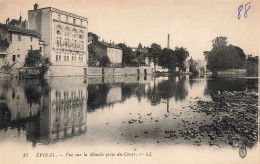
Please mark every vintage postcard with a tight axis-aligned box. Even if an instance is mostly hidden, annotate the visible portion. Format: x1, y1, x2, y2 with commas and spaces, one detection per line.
0, 0, 259, 163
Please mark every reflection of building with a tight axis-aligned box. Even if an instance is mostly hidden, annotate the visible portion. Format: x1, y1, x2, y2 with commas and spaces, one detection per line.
28, 4, 88, 76
0, 23, 41, 68
0, 80, 41, 121
39, 78, 87, 143
0, 78, 88, 145
106, 85, 122, 104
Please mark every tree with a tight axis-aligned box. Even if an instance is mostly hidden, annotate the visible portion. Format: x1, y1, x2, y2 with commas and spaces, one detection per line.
117, 43, 135, 64
189, 57, 199, 74
137, 43, 142, 49
206, 37, 246, 71
88, 32, 99, 43
99, 55, 110, 67
158, 48, 177, 73
212, 36, 227, 48
148, 43, 162, 63
24, 50, 51, 78
174, 47, 189, 70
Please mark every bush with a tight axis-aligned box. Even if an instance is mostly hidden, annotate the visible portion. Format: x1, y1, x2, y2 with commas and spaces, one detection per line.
24, 50, 51, 78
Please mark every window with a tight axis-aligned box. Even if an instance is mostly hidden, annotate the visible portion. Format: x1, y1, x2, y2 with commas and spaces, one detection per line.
12, 55, 16, 61
73, 18, 76, 24
17, 35, 21, 41
79, 41, 83, 50
58, 14, 61, 20
31, 37, 33, 42
65, 27, 70, 36
12, 91, 15, 99
80, 20, 83, 25
56, 37, 62, 47
30, 46, 32, 50
57, 30, 61, 35
64, 38, 69, 48
67, 56, 69, 61
64, 56, 66, 61
72, 29, 77, 38
72, 40, 77, 48
17, 54, 20, 58
66, 16, 68, 22
56, 55, 58, 61
59, 55, 61, 60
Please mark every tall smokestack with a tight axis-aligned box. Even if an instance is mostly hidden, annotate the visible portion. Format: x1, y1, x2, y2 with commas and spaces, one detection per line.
167, 34, 170, 49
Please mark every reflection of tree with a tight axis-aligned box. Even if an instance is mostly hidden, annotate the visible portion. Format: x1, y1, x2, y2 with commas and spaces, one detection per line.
87, 84, 110, 111
146, 77, 188, 105
0, 103, 11, 130
24, 79, 51, 107
204, 78, 258, 98
204, 79, 246, 96
121, 83, 146, 102
175, 78, 188, 101
189, 75, 198, 88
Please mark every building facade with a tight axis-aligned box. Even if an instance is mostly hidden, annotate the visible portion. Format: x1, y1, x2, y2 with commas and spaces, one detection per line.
107, 46, 122, 64
89, 40, 122, 66
28, 4, 88, 76
0, 23, 41, 69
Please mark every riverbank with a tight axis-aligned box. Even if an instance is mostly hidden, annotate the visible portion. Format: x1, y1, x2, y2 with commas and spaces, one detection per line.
120, 91, 258, 148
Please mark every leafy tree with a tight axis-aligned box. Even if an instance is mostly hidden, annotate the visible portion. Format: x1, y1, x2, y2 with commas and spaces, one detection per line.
137, 43, 142, 49
99, 55, 110, 67
212, 36, 227, 48
0, 37, 10, 49
148, 43, 162, 63
206, 37, 246, 71
189, 57, 199, 74
174, 47, 189, 70
117, 43, 135, 64
24, 50, 51, 78
88, 32, 99, 43
158, 48, 177, 73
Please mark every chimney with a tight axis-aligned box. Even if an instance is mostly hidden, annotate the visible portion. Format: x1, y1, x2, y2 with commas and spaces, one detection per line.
6, 18, 9, 24
34, 3, 39, 11
167, 34, 170, 49
19, 15, 22, 23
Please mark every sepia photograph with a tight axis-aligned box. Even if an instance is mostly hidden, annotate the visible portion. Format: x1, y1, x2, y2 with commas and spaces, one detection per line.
0, 0, 259, 163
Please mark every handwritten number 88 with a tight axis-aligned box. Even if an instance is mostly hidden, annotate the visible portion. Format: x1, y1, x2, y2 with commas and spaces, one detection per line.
238, 2, 251, 19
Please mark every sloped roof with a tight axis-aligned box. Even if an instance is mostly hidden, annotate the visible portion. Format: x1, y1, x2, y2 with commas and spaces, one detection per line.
9, 19, 20, 26
95, 41, 121, 50
0, 23, 41, 37
131, 53, 146, 63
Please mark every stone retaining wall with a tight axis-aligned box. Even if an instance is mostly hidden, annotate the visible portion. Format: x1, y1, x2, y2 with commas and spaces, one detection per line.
88, 66, 153, 76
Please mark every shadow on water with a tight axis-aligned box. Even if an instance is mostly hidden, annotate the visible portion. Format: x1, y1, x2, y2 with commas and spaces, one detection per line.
0, 76, 258, 156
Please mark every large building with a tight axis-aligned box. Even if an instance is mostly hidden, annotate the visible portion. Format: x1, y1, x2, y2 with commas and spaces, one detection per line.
0, 23, 41, 68
28, 4, 88, 76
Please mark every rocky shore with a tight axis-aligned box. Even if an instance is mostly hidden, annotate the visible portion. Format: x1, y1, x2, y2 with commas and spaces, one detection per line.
122, 91, 258, 149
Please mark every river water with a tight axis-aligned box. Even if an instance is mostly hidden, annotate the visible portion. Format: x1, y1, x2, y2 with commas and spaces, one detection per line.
0, 75, 258, 161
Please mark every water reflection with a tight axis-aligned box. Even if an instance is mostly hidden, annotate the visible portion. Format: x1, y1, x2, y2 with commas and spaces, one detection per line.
0, 78, 87, 146
0, 76, 258, 152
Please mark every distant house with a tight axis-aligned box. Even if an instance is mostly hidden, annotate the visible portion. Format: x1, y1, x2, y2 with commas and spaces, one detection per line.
0, 23, 41, 69
7, 15, 29, 29
90, 41, 122, 65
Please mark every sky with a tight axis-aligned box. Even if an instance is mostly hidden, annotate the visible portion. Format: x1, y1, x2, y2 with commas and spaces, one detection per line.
0, 0, 259, 60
